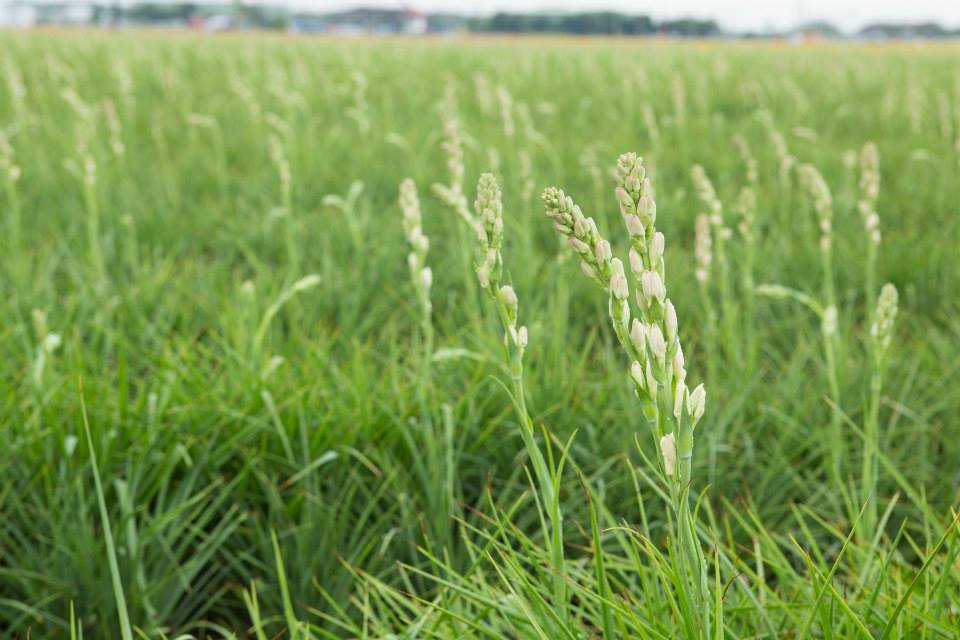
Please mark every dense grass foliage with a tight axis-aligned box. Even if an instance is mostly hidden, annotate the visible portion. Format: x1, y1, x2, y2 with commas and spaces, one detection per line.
0, 33, 958, 637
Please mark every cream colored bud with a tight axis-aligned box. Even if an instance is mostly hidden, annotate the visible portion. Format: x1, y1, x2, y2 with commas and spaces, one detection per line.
649, 232, 665, 262
641, 270, 665, 303
630, 319, 647, 355
689, 383, 706, 425
517, 325, 528, 348
609, 258, 629, 300
625, 214, 645, 238
595, 239, 612, 263
664, 300, 678, 342
822, 305, 838, 337
660, 433, 677, 476
568, 236, 590, 254
645, 360, 658, 397
43, 333, 62, 353
628, 248, 643, 276
615, 186, 635, 215
672, 345, 686, 382
420, 267, 433, 290
673, 381, 687, 419
500, 285, 518, 308
630, 361, 644, 387
580, 260, 597, 279
648, 324, 666, 360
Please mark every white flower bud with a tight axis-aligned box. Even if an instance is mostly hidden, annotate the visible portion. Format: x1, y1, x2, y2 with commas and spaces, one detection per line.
595, 239, 612, 263
477, 265, 490, 288
43, 333, 62, 353
609, 258, 629, 300
660, 433, 677, 476
673, 351, 686, 383
649, 232, 665, 262
630, 319, 647, 355
580, 260, 597, 279
673, 380, 687, 419
625, 214, 645, 238
615, 186, 635, 215
628, 248, 643, 276
688, 383, 706, 425
568, 236, 590, 254
500, 285, 518, 308
630, 361, 644, 387
648, 324, 666, 360
664, 300, 678, 343
420, 267, 433, 290
645, 360, 658, 397
641, 270, 665, 303
822, 304, 837, 337
638, 195, 656, 224
517, 325, 528, 348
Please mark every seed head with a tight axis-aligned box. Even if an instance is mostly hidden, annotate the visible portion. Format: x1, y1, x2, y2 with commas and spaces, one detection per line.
859, 142, 880, 207
870, 283, 898, 358
694, 214, 712, 284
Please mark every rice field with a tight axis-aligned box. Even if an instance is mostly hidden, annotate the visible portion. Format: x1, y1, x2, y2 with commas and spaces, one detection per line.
1, 32, 959, 638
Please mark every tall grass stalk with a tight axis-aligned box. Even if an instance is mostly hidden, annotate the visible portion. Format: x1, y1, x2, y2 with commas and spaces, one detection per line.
858, 142, 882, 314
861, 283, 898, 547
800, 163, 844, 486
544, 152, 711, 636
475, 173, 568, 624
0, 130, 21, 254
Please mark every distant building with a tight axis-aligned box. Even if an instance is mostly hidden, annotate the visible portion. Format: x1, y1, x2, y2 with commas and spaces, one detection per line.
0, 1, 37, 27
1, 1, 96, 26
858, 22, 953, 40
320, 7, 427, 35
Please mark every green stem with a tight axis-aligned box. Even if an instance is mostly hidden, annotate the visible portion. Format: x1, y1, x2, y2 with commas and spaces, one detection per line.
861, 365, 883, 546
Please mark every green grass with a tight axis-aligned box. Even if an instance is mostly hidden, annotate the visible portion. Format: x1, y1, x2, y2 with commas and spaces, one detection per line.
0, 32, 958, 637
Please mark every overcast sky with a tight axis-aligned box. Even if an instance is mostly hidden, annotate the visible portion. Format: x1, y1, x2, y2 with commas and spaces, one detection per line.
321, 0, 960, 33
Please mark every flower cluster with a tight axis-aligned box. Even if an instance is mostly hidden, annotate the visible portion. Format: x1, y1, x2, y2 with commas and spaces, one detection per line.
399, 178, 432, 313
798, 164, 833, 253
545, 153, 705, 479
870, 283, 898, 362
432, 116, 474, 225
858, 143, 882, 245
475, 174, 527, 353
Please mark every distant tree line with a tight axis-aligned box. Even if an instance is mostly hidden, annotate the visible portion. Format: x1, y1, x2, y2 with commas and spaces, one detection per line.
466, 12, 720, 37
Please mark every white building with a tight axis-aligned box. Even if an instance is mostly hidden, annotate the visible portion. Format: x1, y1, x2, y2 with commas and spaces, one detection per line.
0, 1, 37, 27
